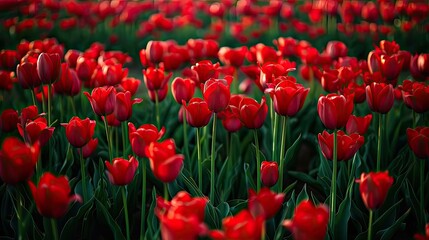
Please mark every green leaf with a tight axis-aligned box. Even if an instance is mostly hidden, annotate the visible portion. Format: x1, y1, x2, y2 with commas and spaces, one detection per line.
95, 199, 125, 240
287, 171, 322, 193
379, 209, 410, 240
284, 134, 302, 169
334, 178, 352, 239
244, 163, 256, 191
296, 184, 308, 204
60, 199, 94, 240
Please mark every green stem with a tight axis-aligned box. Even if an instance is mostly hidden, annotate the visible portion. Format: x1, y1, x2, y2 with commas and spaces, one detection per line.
104, 117, 113, 162
197, 128, 203, 192
140, 158, 147, 240
121, 187, 130, 240
50, 218, 58, 240
278, 116, 287, 192
122, 122, 127, 158
368, 210, 374, 240
421, 159, 426, 226
164, 183, 168, 200
69, 96, 76, 116
330, 130, 338, 233
41, 87, 46, 115
183, 115, 190, 165
377, 113, 382, 171
47, 84, 52, 126
155, 91, 160, 129
272, 113, 278, 162
79, 150, 88, 202
30, 89, 36, 106
210, 114, 217, 203
17, 190, 23, 240
254, 130, 261, 192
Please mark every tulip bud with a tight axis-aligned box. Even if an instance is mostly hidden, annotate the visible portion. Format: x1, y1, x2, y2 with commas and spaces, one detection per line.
406, 127, 429, 159
260, 161, 279, 187
365, 82, 394, 114
356, 171, 394, 210
105, 156, 139, 186
37, 52, 61, 84
317, 93, 354, 129
61, 116, 96, 148
203, 78, 230, 113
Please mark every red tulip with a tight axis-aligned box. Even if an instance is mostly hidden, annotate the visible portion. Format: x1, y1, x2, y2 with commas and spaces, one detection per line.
119, 77, 141, 97
16, 62, 42, 89
105, 156, 139, 186
145, 139, 184, 183
191, 60, 220, 84
0, 137, 39, 184
17, 117, 54, 147
54, 63, 81, 96
0, 109, 18, 133
61, 116, 96, 148
76, 56, 96, 82
148, 83, 168, 103
283, 200, 329, 240
114, 91, 142, 122
64, 49, 81, 69
238, 96, 268, 129
28, 172, 82, 218
210, 209, 264, 240
413, 223, 429, 240
0, 49, 18, 70
102, 63, 127, 86
182, 98, 213, 128
203, 78, 230, 113
81, 138, 98, 158
325, 41, 348, 60
402, 82, 429, 113
417, 54, 429, 76
171, 77, 196, 104
318, 130, 364, 161
128, 123, 165, 158
367, 51, 403, 86
261, 161, 278, 187
218, 104, 242, 132
274, 37, 297, 57
218, 46, 247, 68
145, 40, 165, 65
346, 114, 373, 135
407, 127, 429, 159
37, 52, 61, 84
104, 114, 121, 127
268, 78, 309, 117
84, 86, 117, 116
366, 82, 394, 114
317, 93, 354, 129
156, 191, 208, 222
249, 188, 285, 219
0, 70, 15, 91
143, 67, 172, 91
356, 171, 394, 210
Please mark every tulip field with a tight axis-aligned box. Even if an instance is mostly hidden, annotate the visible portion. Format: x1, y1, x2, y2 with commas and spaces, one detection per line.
1, 0, 429, 239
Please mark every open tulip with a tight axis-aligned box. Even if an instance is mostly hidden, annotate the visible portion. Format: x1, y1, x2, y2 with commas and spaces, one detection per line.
238, 96, 268, 129
28, 172, 82, 218
407, 127, 429, 159
283, 200, 329, 240
260, 161, 279, 187
249, 188, 285, 219
156, 191, 208, 223
191, 60, 219, 84
203, 78, 230, 113
318, 130, 364, 161
128, 123, 165, 158
366, 82, 394, 114
61, 116, 96, 148
105, 156, 139, 186
356, 171, 394, 210
346, 114, 373, 135
0, 137, 40, 184
268, 78, 309, 117
317, 93, 354, 129
182, 98, 213, 128
84, 86, 116, 116
17, 117, 54, 147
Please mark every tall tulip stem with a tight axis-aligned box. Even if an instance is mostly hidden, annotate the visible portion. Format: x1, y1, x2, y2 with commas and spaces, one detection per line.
30, 90, 36, 106
183, 116, 190, 164
278, 116, 287, 193
47, 84, 52, 126
368, 210, 373, 240
164, 183, 169, 200
421, 160, 426, 225
50, 218, 58, 240
272, 113, 278, 162
16, 190, 23, 240
79, 150, 88, 202
377, 113, 382, 171
254, 130, 261, 192
210, 114, 217, 203
154, 91, 161, 129
330, 130, 338, 232
122, 122, 128, 158
140, 158, 147, 240
103, 117, 113, 162
196, 128, 203, 192
121, 187, 130, 240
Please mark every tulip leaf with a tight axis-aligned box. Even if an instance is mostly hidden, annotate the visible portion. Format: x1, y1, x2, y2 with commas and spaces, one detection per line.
373, 200, 403, 231
228, 199, 247, 215
296, 184, 308, 204
283, 134, 301, 170
95, 199, 125, 240
205, 202, 220, 229
287, 171, 323, 193
379, 208, 410, 240
60, 199, 94, 240
283, 181, 297, 195
244, 163, 256, 191
401, 179, 421, 226
334, 177, 353, 239
148, 187, 159, 239
180, 171, 203, 197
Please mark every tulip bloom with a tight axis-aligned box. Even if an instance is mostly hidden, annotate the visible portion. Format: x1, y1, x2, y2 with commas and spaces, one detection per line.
318, 130, 364, 161
18, 117, 54, 147
156, 191, 208, 222
0, 109, 18, 132
145, 139, 184, 183
407, 127, 429, 159
203, 78, 230, 113
366, 82, 394, 114
356, 171, 394, 210
114, 91, 142, 122
191, 60, 220, 84
238, 96, 268, 129
210, 210, 264, 240
0, 137, 40, 184
218, 46, 247, 68
54, 63, 81, 96
182, 98, 213, 128
76, 56, 96, 82
105, 156, 139, 186
37, 52, 61, 84
28, 172, 81, 218
16, 62, 42, 89
283, 200, 329, 240
84, 86, 116, 116
402, 82, 429, 113
346, 114, 373, 135
81, 138, 98, 158
325, 41, 348, 60
171, 77, 196, 104
268, 79, 309, 117
143, 67, 172, 91
249, 188, 285, 219
61, 116, 96, 148
317, 93, 354, 129
128, 123, 165, 158
148, 84, 168, 103
260, 161, 279, 187
120, 77, 141, 97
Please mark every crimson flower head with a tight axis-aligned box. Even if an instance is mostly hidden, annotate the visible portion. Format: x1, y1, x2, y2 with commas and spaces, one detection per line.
413, 223, 429, 240
356, 171, 394, 210
261, 161, 278, 187
402, 81, 429, 113
128, 123, 165, 158
210, 209, 264, 240
238, 96, 268, 129
367, 50, 403, 86
267, 78, 309, 117
64, 49, 81, 69
145, 139, 184, 183
84, 86, 117, 116
148, 84, 168, 103
0, 109, 18, 133
365, 82, 394, 114
54, 63, 81, 96
283, 200, 329, 240
119, 77, 141, 97
191, 60, 220, 84
18, 117, 54, 147
249, 188, 285, 219
171, 77, 196, 104
218, 46, 247, 68
218, 95, 242, 133
76, 56, 96, 82
143, 67, 172, 91
0, 137, 40, 184
16, 62, 42, 89
346, 114, 373, 135
182, 98, 213, 128
317, 93, 354, 130
318, 130, 364, 161
406, 127, 429, 159
325, 41, 348, 60
145, 40, 165, 65
105, 156, 139, 186
114, 91, 142, 122
81, 138, 98, 158
28, 172, 82, 218
61, 116, 96, 148
37, 52, 61, 84
203, 78, 231, 113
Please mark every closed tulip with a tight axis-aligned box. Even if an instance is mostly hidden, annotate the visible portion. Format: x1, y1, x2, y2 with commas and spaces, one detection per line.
84, 86, 116, 116
61, 116, 96, 148
145, 40, 165, 65
119, 77, 141, 97
182, 98, 213, 128
171, 77, 196, 104
402, 82, 429, 113
81, 138, 98, 158
0, 109, 18, 133
64, 49, 81, 69
260, 161, 279, 187
37, 52, 61, 84
105, 156, 139, 186
283, 200, 329, 240
346, 114, 373, 135
318, 130, 364, 161
325, 41, 348, 60
203, 78, 230, 113
356, 171, 394, 210
210, 209, 264, 240
249, 188, 285, 219
407, 127, 429, 159
143, 67, 172, 91
16, 62, 42, 89
317, 93, 354, 129
28, 172, 82, 218
268, 79, 309, 117
0, 137, 40, 184
76, 56, 96, 82
366, 82, 394, 114
128, 123, 165, 158
54, 63, 81, 96
238, 96, 268, 129
145, 139, 184, 183
114, 91, 142, 122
